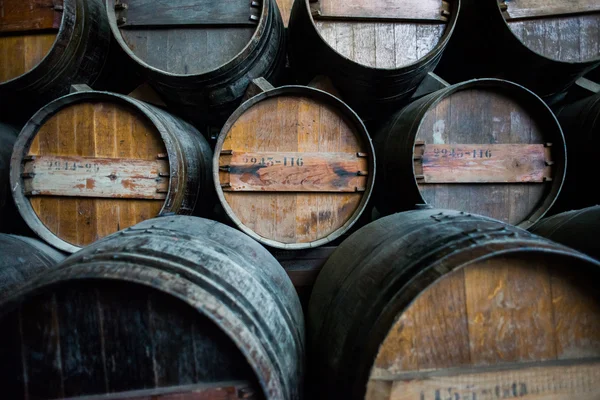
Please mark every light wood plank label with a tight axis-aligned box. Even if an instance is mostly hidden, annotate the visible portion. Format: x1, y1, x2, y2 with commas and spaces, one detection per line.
371, 360, 600, 400
220, 151, 368, 192
502, 0, 600, 21
315, 0, 447, 22
23, 155, 169, 200
416, 144, 552, 184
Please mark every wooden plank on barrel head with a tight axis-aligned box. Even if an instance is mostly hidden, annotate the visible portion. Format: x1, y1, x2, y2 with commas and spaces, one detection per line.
117, 0, 256, 28
316, 0, 446, 22
417, 144, 552, 183
504, 0, 600, 21
222, 152, 367, 192
62, 381, 257, 400
0, 0, 61, 33
378, 359, 600, 400
23, 156, 169, 199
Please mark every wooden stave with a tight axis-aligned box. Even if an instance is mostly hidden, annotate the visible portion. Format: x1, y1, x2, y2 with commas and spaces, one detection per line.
553, 93, 600, 211
10, 91, 214, 253
0, 216, 304, 400
0, 233, 65, 300
373, 78, 566, 228
213, 85, 376, 250
307, 208, 600, 400
0, 0, 111, 112
288, 0, 461, 119
106, 0, 287, 125
530, 205, 600, 261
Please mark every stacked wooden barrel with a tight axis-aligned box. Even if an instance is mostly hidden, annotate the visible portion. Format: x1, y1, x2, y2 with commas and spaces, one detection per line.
309, 209, 600, 399
106, 0, 286, 124
289, 0, 460, 118
0, 216, 304, 399
214, 84, 375, 249
374, 78, 564, 228
10, 91, 213, 253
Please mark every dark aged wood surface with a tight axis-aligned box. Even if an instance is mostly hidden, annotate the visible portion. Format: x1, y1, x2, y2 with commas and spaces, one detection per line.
0, 216, 304, 400
117, 0, 257, 28
531, 206, 600, 261
214, 87, 375, 249
307, 209, 600, 400
0, 122, 17, 215
11, 92, 213, 253
554, 93, 600, 211
0, 234, 65, 299
374, 79, 565, 228
0, 0, 61, 33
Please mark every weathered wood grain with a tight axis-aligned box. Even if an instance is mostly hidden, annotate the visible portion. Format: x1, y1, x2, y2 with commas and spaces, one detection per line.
0, 32, 57, 83
117, 0, 256, 28
377, 359, 600, 400
316, 0, 445, 22
0, 0, 61, 33
416, 144, 552, 183
23, 156, 169, 199
306, 209, 600, 400
504, 0, 600, 21
216, 89, 373, 248
221, 151, 368, 192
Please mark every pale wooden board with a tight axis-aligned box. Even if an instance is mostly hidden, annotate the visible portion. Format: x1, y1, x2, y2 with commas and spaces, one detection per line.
316, 0, 445, 22
23, 156, 169, 199
504, 0, 600, 21
416, 144, 552, 183
377, 360, 600, 400
220, 151, 368, 192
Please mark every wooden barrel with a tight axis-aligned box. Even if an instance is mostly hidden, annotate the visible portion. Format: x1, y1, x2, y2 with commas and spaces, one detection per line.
0, 233, 65, 298
308, 209, 600, 400
106, 0, 286, 124
0, 0, 111, 112
0, 123, 18, 215
288, 0, 460, 118
531, 206, 600, 261
10, 91, 213, 253
455, 0, 600, 103
374, 78, 565, 228
214, 86, 375, 249
0, 216, 304, 400
553, 93, 600, 211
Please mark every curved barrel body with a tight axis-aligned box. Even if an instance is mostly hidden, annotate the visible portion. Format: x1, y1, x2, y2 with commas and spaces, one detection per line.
106, 0, 286, 124
0, 216, 304, 399
308, 209, 600, 399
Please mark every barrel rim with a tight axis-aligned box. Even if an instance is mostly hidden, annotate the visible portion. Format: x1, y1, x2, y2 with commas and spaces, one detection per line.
104, 0, 272, 79
0, 0, 70, 87
213, 85, 376, 250
9, 91, 181, 253
496, 2, 600, 66
410, 78, 567, 229
0, 264, 285, 400
297, 0, 461, 71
